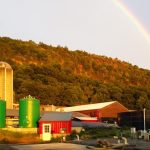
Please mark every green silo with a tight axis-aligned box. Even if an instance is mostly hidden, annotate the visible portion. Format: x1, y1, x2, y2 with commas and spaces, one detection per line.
19, 95, 40, 128
0, 100, 6, 128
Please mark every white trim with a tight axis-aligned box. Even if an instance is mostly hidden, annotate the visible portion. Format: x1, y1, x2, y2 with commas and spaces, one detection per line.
75, 117, 97, 120
42, 123, 51, 141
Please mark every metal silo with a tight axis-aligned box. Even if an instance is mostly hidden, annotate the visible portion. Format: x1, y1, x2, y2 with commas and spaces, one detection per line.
19, 95, 40, 128
0, 100, 6, 128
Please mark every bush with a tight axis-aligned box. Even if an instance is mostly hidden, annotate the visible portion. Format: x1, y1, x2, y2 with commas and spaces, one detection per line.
79, 128, 130, 139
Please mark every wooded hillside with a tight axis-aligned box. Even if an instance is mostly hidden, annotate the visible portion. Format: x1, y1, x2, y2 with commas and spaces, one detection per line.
0, 37, 150, 109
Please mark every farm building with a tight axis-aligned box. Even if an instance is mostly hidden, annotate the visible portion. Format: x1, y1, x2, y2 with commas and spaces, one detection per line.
118, 110, 150, 130
72, 112, 97, 122
40, 104, 57, 111
72, 112, 98, 122
57, 101, 128, 122
6, 109, 19, 128
39, 112, 72, 140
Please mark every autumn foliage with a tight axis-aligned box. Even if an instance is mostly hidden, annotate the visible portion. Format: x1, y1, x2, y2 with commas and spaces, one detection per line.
0, 37, 150, 110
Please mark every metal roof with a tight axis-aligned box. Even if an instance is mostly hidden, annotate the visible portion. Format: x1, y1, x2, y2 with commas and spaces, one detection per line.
39, 112, 72, 121
72, 112, 97, 120
72, 112, 90, 118
60, 101, 116, 112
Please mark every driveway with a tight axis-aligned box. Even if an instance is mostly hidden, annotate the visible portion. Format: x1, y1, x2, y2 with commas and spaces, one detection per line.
0, 143, 88, 150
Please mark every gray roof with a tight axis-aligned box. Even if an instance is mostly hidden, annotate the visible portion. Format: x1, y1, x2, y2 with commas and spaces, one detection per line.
6, 110, 73, 120
72, 121, 119, 128
39, 112, 72, 121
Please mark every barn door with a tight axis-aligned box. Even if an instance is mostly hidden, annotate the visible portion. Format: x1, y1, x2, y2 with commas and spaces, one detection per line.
42, 123, 51, 141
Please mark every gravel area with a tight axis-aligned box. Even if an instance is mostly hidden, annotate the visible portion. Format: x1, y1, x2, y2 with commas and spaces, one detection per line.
1, 138, 150, 150
0, 144, 17, 150
73, 138, 150, 150
0, 143, 88, 150
126, 138, 150, 150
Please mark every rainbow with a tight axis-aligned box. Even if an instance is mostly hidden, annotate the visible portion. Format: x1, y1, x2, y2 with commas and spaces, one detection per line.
113, 0, 150, 43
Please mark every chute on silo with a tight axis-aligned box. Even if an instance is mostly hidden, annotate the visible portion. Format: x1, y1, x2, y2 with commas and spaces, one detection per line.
0, 99, 6, 128
19, 95, 40, 128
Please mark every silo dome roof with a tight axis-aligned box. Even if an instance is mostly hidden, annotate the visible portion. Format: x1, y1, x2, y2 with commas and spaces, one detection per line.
0, 61, 12, 69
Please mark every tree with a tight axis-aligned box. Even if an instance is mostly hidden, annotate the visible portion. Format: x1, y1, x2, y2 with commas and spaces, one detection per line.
60, 85, 84, 106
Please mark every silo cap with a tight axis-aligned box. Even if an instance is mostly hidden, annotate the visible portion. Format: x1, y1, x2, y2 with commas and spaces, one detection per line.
0, 61, 12, 69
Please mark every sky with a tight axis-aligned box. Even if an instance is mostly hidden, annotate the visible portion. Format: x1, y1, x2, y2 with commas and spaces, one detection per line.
0, 0, 150, 70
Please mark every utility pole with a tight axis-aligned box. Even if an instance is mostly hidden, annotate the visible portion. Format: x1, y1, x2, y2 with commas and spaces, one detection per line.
143, 108, 146, 132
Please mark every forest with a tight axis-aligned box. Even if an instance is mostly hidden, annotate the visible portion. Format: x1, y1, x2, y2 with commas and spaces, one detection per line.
0, 37, 150, 110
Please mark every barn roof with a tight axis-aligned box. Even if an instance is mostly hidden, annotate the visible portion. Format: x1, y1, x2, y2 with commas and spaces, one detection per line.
39, 112, 72, 121
72, 112, 97, 120
72, 112, 90, 118
59, 101, 117, 112
75, 116, 97, 121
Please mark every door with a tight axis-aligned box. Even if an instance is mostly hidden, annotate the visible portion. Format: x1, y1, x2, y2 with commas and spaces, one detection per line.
42, 123, 51, 141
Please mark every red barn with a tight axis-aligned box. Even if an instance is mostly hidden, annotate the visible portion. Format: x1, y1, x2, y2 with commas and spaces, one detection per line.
39, 112, 72, 140
59, 101, 128, 123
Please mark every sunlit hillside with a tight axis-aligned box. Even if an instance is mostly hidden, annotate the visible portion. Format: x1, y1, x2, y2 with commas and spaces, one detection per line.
0, 37, 150, 110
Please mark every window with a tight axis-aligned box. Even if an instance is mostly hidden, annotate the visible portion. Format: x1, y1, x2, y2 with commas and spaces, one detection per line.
44, 125, 50, 133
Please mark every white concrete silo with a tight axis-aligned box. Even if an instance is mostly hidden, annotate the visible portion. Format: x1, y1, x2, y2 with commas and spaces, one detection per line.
0, 62, 13, 109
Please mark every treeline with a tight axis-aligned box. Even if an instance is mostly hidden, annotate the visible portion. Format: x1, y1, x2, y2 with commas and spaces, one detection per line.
0, 37, 150, 110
